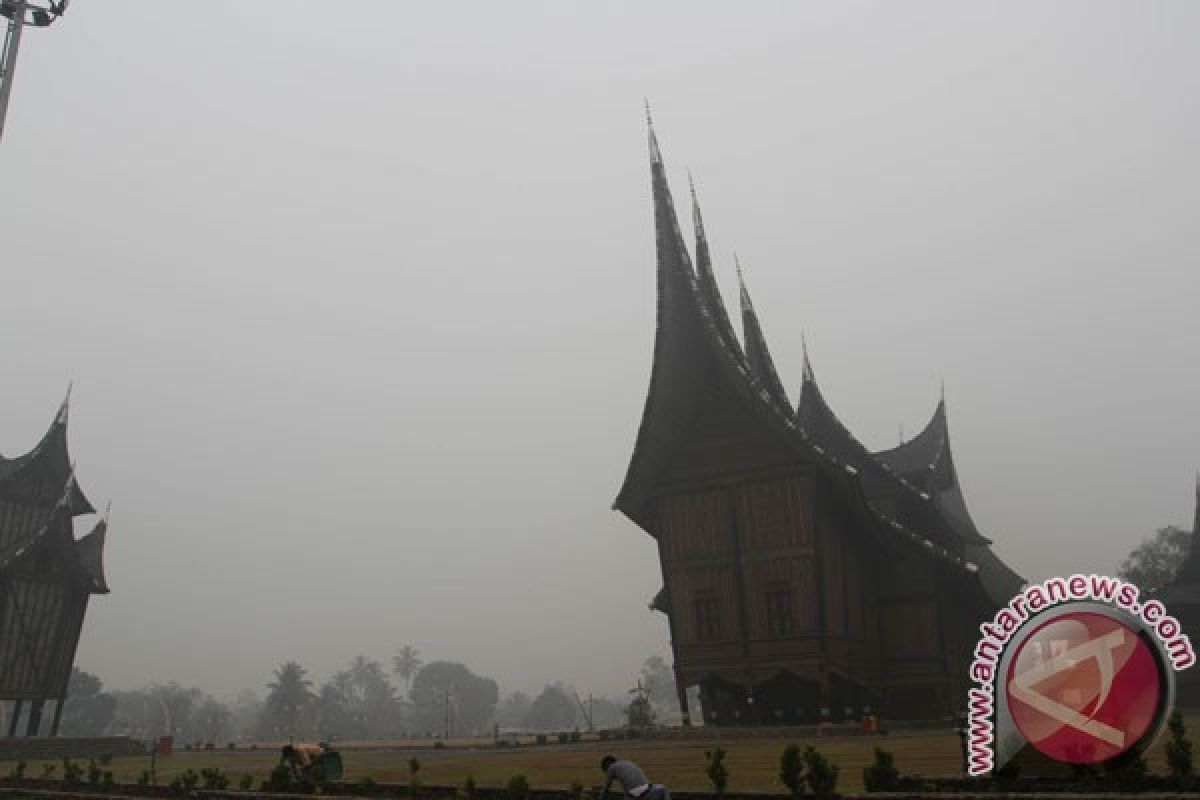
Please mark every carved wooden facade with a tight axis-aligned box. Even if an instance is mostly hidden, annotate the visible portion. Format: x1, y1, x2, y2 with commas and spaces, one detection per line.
0, 397, 109, 737
615, 120, 1023, 724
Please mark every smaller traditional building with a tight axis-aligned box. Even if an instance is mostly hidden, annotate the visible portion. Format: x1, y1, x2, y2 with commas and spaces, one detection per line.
0, 394, 110, 737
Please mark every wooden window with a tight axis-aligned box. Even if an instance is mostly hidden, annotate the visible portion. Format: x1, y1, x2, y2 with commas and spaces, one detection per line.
693, 592, 721, 642
765, 587, 794, 638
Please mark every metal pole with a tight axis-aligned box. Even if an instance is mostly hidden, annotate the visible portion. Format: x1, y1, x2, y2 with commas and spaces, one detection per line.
49, 695, 65, 737
6, 700, 21, 737
0, 0, 28, 143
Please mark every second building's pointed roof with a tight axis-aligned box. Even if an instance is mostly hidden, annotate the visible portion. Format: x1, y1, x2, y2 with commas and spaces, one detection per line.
736, 259, 791, 412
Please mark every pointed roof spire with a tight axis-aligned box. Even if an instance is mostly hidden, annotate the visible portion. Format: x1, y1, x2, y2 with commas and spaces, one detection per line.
645, 98, 662, 165
57, 382, 72, 426
690, 176, 744, 360
735, 257, 790, 409
801, 333, 815, 384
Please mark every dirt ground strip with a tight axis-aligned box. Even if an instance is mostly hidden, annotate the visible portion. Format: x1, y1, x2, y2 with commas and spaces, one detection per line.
0, 722, 1189, 795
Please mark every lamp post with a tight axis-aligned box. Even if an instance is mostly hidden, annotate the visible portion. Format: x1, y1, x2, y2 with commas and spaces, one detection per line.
0, 0, 69, 143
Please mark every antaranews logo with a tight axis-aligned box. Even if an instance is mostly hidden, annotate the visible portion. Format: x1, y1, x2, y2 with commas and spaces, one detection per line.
966, 574, 1195, 776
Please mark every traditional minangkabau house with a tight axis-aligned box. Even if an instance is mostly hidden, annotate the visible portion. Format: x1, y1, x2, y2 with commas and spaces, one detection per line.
1153, 478, 1200, 708
0, 394, 109, 737
614, 118, 1023, 725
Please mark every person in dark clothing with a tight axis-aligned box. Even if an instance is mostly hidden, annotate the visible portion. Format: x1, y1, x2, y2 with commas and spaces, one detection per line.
599, 756, 670, 800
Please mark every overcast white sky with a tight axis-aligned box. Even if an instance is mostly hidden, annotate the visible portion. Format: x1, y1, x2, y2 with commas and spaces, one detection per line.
2, 1, 1198, 701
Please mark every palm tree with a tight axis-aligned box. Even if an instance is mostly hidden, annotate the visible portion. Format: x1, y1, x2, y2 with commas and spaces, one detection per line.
264, 661, 314, 739
392, 645, 422, 692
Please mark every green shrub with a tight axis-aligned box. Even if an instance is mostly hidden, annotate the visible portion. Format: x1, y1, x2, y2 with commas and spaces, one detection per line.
862, 747, 898, 792
137, 770, 152, 787
802, 746, 839, 800
1106, 753, 1148, 792
1167, 710, 1194, 781
779, 743, 803, 797
61, 758, 83, 784
87, 758, 102, 785
239, 773, 255, 790
458, 775, 476, 800
169, 769, 200, 796
506, 774, 531, 800
200, 767, 230, 790
569, 780, 587, 800
705, 748, 729, 795
408, 757, 422, 796
262, 763, 294, 793
7, 761, 27, 779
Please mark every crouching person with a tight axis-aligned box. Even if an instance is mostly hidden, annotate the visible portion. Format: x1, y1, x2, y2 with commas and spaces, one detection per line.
599, 756, 670, 800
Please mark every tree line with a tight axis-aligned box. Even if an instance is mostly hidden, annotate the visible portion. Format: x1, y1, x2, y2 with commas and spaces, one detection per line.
58, 648, 679, 743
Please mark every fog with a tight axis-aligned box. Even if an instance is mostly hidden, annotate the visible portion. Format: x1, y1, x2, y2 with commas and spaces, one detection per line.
2, 1, 1197, 701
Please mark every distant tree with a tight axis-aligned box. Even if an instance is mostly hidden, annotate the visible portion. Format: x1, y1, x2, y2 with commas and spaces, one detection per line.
522, 685, 577, 731
192, 696, 232, 744
58, 668, 116, 736
640, 656, 677, 715
147, 683, 204, 741
494, 692, 533, 728
1118, 525, 1192, 593
336, 655, 404, 738
410, 661, 498, 737
393, 646, 423, 692
313, 680, 356, 740
260, 662, 315, 740
587, 697, 627, 730
231, 690, 262, 741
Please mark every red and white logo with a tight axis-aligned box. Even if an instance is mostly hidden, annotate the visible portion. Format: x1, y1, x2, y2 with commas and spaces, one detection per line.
1006, 611, 1163, 765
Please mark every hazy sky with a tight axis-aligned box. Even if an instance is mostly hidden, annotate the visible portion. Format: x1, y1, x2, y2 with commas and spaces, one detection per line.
2, 1, 1198, 702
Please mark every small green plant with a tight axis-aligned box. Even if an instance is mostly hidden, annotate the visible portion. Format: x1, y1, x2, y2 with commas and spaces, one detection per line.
862, 747, 898, 792
239, 773, 255, 790
40, 763, 56, 780
459, 775, 476, 800
506, 773, 531, 800
169, 769, 200, 796
61, 758, 83, 784
87, 758, 102, 785
569, 779, 589, 800
137, 770, 152, 787
1105, 752, 1148, 792
408, 756, 422, 796
705, 748, 729, 795
200, 767, 230, 790
262, 763, 294, 793
779, 743, 803, 797
7, 761, 27, 779
355, 776, 379, 795
802, 746, 839, 800
1167, 710, 1194, 782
